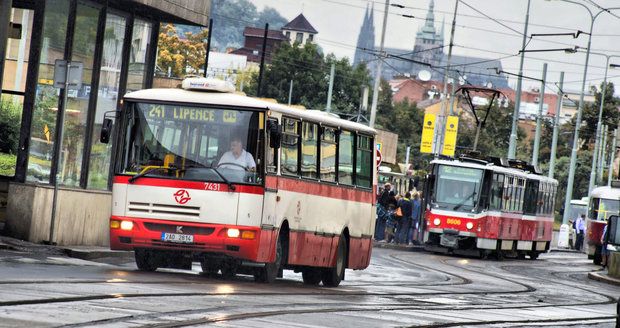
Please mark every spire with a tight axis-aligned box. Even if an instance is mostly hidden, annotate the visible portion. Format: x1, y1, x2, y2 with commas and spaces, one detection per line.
425, 0, 435, 29
369, 1, 375, 28
440, 15, 445, 43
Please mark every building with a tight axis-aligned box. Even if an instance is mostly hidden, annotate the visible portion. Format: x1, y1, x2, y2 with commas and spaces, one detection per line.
354, 0, 509, 89
0, 0, 210, 245
282, 13, 318, 46
230, 27, 288, 64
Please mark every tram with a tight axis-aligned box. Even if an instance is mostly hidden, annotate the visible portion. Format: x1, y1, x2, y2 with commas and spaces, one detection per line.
586, 182, 620, 264
104, 77, 377, 286
423, 156, 558, 259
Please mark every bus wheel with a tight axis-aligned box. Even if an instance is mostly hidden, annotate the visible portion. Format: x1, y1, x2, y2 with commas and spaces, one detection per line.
255, 237, 282, 283
302, 269, 322, 285
322, 236, 347, 287
200, 259, 219, 276
528, 251, 539, 260
221, 261, 237, 278
134, 249, 158, 272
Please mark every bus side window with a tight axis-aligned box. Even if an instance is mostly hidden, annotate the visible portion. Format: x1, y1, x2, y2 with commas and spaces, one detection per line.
301, 122, 318, 179
355, 134, 372, 188
281, 118, 300, 176
338, 130, 354, 185
320, 127, 337, 182
266, 118, 278, 174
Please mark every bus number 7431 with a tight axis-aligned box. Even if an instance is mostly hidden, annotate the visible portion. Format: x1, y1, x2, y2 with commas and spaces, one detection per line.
204, 183, 221, 191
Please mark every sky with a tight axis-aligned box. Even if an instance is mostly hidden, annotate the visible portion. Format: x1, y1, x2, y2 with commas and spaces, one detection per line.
249, 0, 620, 96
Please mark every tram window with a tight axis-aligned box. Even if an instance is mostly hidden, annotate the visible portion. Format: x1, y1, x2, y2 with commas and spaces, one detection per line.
338, 130, 354, 185
281, 118, 299, 176
490, 173, 504, 210
356, 134, 373, 188
301, 122, 318, 179
524, 180, 539, 215
503, 176, 513, 212
320, 127, 337, 182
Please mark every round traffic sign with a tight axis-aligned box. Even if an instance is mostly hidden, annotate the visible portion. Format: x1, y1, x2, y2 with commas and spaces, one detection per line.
376, 150, 382, 168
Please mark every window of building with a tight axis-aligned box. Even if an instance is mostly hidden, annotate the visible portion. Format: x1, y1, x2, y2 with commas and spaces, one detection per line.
301, 121, 318, 179
27, 0, 70, 183
126, 19, 152, 92
285, 31, 290, 40
356, 134, 372, 188
338, 130, 353, 185
281, 118, 299, 176
320, 127, 336, 182
295, 32, 303, 44
87, 13, 127, 189
308, 34, 314, 42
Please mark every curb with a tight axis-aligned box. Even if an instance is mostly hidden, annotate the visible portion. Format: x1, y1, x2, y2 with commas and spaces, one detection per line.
372, 242, 425, 252
588, 271, 620, 287
61, 247, 134, 261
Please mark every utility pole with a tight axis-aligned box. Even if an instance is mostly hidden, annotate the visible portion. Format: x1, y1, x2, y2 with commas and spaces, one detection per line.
288, 80, 293, 105
256, 23, 269, 98
608, 128, 618, 186
326, 62, 335, 112
549, 72, 564, 180
508, 0, 531, 160
369, 0, 389, 128
435, 0, 459, 155
203, 18, 213, 78
532, 63, 547, 167
598, 124, 608, 182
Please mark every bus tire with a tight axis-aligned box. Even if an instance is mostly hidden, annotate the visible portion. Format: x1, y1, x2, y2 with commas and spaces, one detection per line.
221, 261, 237, 278
302, 269, 322, 285
135, 249, 158, 272
254, 236, 282, 283
322, 236, 347, 287
528, 251, 539, 260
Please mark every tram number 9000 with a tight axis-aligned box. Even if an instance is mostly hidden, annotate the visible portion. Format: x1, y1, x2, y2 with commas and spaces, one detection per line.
446, 218, 462, 226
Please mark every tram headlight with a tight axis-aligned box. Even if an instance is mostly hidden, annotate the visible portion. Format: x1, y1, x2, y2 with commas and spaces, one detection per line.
466, 222, 474, 230
120, 221, 134, 231
433, 218, 441, 226
227, 228, 240, 238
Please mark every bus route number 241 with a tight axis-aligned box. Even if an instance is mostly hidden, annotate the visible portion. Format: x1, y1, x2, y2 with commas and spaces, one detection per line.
204, 183, 221, 191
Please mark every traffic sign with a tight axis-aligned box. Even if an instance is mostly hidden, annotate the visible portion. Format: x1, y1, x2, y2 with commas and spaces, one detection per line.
376, 149, 382, 168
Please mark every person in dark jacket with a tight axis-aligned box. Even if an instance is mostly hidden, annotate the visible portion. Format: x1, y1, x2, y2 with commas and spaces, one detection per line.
397, 192, 413, 244
375, 183, 394, 241
410, 192, 422, 244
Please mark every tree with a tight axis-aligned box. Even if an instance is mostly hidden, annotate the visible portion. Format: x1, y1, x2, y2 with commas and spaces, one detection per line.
578, 82, 620, 148
156, 24, 209, 77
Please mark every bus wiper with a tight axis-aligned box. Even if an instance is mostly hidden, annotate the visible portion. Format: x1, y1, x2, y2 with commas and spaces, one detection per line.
129, 166, 177, 183
453, 191, 477, 211
210, 166, 236, 191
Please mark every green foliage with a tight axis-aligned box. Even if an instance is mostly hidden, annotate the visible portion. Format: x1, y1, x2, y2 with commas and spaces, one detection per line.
541, 151, 592, 214
0, 98, 22, 154
0, 153, 17, 176
211, 0, 288, 50
578, 82, 620, 148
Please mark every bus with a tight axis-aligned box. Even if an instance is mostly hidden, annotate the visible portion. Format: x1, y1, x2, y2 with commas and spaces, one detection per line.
423, 156, 557, 259
586, 182, 620, 265
103, 77, 377, 286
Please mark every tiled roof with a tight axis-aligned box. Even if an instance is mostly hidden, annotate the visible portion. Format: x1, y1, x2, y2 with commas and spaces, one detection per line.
243, 27, 288, 40
282, 14, 318, 34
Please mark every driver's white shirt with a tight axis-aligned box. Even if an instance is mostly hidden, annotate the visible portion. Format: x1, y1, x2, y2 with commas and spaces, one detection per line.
218, 149, 256, 170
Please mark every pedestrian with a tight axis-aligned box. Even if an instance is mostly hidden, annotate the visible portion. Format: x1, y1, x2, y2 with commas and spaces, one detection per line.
409, 192, 422, 245
375, 183, 395, 241
575, 214, 586, 251
601, 221, 609, 269
384, 206, 398, 243
397, 192, 413, 244
568, 220, 575, 250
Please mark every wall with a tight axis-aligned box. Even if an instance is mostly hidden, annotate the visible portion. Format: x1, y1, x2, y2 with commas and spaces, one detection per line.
5, 183, 111, 246
129, 0, 210, 26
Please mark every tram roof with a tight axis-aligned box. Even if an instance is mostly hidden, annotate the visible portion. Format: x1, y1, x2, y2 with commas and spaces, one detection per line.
431, 158, 557, 183
590, 185, 620, 199
123, 88, 376, 135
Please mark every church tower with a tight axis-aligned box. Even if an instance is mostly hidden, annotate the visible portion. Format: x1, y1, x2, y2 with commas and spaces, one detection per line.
353, 3, 376, 67
412, 0, 444, 66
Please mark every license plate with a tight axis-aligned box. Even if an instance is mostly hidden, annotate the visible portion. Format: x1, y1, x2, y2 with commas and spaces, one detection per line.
161, 232, 194, 243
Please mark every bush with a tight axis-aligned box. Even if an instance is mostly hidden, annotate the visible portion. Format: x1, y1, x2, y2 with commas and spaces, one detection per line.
0, 153, 17, 176
0, 98, 21, 154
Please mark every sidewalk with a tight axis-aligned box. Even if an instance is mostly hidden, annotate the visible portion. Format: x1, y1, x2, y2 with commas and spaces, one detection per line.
588, 271, 620, 287
0, 235, 132, 260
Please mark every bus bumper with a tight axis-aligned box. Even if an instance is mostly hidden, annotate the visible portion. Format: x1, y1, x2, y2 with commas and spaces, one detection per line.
109, 216, 276, 263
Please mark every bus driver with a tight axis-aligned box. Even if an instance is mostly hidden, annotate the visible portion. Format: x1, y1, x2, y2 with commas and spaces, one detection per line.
218, 137, 256, 171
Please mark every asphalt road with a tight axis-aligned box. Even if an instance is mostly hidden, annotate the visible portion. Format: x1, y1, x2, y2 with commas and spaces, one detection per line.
0, 246, 618, 327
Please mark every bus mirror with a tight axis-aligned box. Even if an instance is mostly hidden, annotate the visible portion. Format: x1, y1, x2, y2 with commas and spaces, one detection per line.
609, 215, 620, 246
268, 122, 281, 149
100, 118, 113, 144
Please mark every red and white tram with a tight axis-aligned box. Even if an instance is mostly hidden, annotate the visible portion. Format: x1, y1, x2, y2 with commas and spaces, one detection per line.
586, 183, 620, 264
423, 157, 557, 259
105, 78, 377, 286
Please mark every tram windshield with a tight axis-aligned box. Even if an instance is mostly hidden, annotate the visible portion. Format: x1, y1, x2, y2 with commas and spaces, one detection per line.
434, 165, 483, 212
118, 102, 263, 185
589, 198, 620, 221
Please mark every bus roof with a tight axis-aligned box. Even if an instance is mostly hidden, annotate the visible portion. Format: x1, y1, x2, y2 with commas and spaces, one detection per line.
590, 185, 620, 200
570, 199, 588, 206
124, 88, 376, 135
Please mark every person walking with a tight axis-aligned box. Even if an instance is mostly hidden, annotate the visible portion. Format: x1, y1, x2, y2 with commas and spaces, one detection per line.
410, 192, 422, 245
397, 192, 413, 244
575, 214, 586, 251
375, 183, 396, 241
601, 221, 609, 269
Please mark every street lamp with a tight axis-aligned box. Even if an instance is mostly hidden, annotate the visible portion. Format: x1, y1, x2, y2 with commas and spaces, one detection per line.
545, 0, 620, 225
585, 52, 620, 195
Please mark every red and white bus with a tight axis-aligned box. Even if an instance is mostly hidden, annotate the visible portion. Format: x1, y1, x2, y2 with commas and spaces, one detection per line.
423, 157, 558, 259
103, 78, 376, 286
586, 183, 620, 264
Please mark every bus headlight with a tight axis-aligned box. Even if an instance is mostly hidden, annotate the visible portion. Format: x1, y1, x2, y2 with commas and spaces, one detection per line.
466, 222, 474, 230
227, 228, 240, 238
120, 221, 134, 231
433, 218, 441, 226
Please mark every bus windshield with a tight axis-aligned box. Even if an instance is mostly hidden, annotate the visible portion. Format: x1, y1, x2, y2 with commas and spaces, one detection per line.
589, 198, 620, 221
118, 102, 263, 185
434, 165, 483, 211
